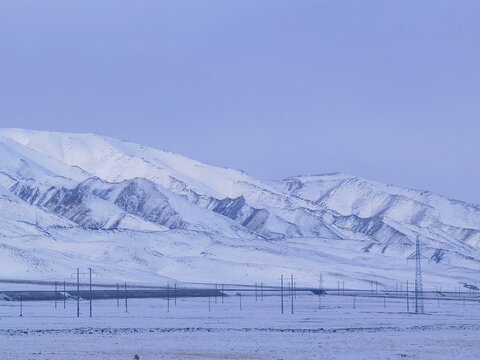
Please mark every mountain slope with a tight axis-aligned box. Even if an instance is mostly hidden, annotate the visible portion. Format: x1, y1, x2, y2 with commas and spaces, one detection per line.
0, 128, 479, 288
279, 174, 480, 249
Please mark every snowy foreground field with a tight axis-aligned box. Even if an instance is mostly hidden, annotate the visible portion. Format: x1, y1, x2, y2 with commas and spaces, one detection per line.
1, 293, 479, 359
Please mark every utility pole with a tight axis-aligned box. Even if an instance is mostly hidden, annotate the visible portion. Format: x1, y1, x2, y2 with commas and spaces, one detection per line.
63, 281, 66, 309
318, 273, 323, 309
406, 280, 410, 312
76, 268, 80, 318
124, 282, 128, 313
281, 275, 284, 314
167, 283, 170, 312
291, 275, 294, 314
117, 283, 119, 308
54, 281, 57, 309
89, 268, 92, 318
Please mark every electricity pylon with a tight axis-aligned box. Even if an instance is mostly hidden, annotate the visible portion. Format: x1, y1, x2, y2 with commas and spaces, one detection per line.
407, 234, 427, 314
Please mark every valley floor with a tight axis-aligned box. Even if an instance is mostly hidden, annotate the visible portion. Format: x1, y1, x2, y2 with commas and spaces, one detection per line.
0, 294, 479, 359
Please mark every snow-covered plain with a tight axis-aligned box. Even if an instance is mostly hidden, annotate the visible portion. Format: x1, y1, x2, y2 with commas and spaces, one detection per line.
0, 293, 479, 359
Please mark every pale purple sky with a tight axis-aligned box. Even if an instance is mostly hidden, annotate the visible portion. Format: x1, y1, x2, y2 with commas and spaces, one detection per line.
1, 1, 479, 204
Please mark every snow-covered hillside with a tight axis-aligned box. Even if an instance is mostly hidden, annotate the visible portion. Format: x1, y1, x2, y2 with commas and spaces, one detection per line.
0, 128, 479, 288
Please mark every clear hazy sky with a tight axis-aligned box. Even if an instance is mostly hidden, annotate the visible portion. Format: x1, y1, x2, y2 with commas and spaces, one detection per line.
1, 1, 479, 203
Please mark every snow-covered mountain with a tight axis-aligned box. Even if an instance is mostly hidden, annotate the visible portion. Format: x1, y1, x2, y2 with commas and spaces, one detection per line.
0, 128, 479, 288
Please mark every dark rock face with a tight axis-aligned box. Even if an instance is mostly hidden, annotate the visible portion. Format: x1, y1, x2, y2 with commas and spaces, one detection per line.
41, 186, 98, 228
10, 182, 41, 204
115, 181, 147, 214
11, 180, 100, 228
108, 180, 187, 229
431, 249, 445, 263
210, 196, 247, 220
207, 196, 270, 233
333, 213, 412, 251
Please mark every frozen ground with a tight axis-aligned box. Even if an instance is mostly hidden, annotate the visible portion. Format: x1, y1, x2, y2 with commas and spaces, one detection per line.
0, 292, 479, 359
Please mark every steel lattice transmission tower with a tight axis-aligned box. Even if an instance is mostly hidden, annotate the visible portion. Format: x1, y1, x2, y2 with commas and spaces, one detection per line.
414, 235, 424, 314
408, 234, 427, 314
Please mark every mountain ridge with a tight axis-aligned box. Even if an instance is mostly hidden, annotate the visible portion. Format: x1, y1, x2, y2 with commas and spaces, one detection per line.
0, 128, 478, 287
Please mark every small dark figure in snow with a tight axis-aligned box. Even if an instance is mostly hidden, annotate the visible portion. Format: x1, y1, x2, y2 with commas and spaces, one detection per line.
133, 355, 139, 360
